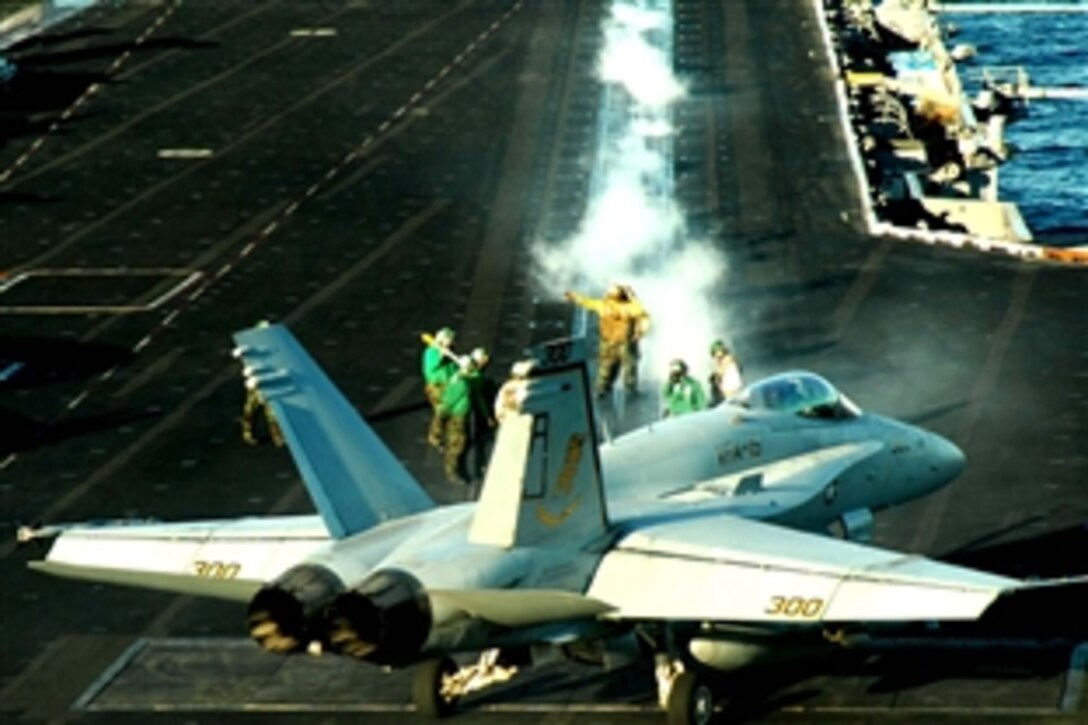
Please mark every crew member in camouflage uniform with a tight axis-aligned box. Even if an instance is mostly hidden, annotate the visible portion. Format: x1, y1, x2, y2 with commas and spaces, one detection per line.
466, 347, 498, 482
421, 327, 457, 449
437, 355, 489, 486
564, 283, 650, 399
662, 359, 706, 418
241, 382, 285, 447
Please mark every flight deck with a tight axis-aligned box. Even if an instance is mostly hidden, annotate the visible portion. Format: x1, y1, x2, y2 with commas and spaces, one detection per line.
2, 1, 1087, 723
6, 635, 1085, 723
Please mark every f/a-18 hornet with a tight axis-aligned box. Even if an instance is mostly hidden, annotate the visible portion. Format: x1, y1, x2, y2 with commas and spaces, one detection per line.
19, 323, 1075, 724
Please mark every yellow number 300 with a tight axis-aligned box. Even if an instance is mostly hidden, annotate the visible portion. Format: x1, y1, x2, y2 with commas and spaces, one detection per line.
765, 595, 824, 618
193, 560, 241, 579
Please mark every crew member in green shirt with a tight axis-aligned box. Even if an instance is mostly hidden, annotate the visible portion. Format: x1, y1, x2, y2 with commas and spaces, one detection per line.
422, 327, 457, 449
438, 353, 491, 486
662, 359, 706, 418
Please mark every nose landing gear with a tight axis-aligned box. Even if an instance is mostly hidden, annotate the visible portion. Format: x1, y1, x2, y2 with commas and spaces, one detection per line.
667, 670, 716, 725
657, 655, 719, 725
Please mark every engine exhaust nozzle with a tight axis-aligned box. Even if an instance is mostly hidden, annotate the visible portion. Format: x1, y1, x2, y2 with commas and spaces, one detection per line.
247, 565, 344, 654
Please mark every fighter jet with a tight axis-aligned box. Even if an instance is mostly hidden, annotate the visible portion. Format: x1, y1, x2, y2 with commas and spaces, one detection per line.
17, 323, 1073, 724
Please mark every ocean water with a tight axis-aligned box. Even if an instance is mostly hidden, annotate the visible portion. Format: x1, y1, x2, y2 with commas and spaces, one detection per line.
946, 4, 1088, 244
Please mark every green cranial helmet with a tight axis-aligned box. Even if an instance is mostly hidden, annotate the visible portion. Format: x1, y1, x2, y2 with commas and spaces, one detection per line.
710, 339, 728, 356
435, 327, 455, 346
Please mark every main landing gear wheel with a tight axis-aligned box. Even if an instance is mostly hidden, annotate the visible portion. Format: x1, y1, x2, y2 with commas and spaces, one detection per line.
667, 671, 716, 725
413, 656, 458, 718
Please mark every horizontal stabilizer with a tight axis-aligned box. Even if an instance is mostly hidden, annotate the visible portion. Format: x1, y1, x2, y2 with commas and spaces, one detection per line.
233, 324, 433, 538
27, 516, 329, 601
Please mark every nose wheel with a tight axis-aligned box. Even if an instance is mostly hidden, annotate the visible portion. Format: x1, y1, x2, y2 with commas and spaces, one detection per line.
667, 671, 716, 725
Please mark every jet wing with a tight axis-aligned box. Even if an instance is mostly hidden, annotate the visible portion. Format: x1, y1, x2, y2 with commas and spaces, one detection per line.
587, 515, 1022, 624
233, 324, 433, 538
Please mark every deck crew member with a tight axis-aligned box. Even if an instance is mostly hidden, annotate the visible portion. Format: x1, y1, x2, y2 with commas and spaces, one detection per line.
495, 360, 534, 424
421, 327, 458, 449
662, 359, 706, 418
565, 283, 650, 399
437, 354, 489, 486
467, 347, 498, 483
241, 381, 285, 447
708, 339, 744, 406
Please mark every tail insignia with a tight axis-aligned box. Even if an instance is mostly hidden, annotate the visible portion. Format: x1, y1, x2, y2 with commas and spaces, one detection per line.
536, 433, 587, 528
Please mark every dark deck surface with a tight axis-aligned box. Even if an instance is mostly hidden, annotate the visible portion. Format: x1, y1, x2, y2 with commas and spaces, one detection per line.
2, 1, 1086, 723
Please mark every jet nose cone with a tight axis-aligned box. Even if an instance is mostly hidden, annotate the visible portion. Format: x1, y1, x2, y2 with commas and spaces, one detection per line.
931, 433, 966, 485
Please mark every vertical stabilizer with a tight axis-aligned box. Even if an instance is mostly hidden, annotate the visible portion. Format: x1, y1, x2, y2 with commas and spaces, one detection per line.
469, 338, 609, 549
232, 324, 433, 539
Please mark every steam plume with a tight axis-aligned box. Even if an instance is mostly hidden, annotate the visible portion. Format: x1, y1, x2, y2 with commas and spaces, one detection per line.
534, 0, 731, 390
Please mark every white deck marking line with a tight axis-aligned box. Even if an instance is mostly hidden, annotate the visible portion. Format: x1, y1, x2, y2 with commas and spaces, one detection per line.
157, 148, 214, 159
0, 268, 204, 315
71, 639, 150, 711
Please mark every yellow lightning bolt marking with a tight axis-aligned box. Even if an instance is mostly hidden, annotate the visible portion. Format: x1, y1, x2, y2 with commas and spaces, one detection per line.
535, 433, 587, 528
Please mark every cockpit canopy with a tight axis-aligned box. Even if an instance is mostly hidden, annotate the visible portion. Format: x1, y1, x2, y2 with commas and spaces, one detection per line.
731, 372, 860, 420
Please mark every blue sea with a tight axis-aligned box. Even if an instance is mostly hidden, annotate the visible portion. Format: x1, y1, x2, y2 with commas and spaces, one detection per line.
945, 3, 1088, 244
